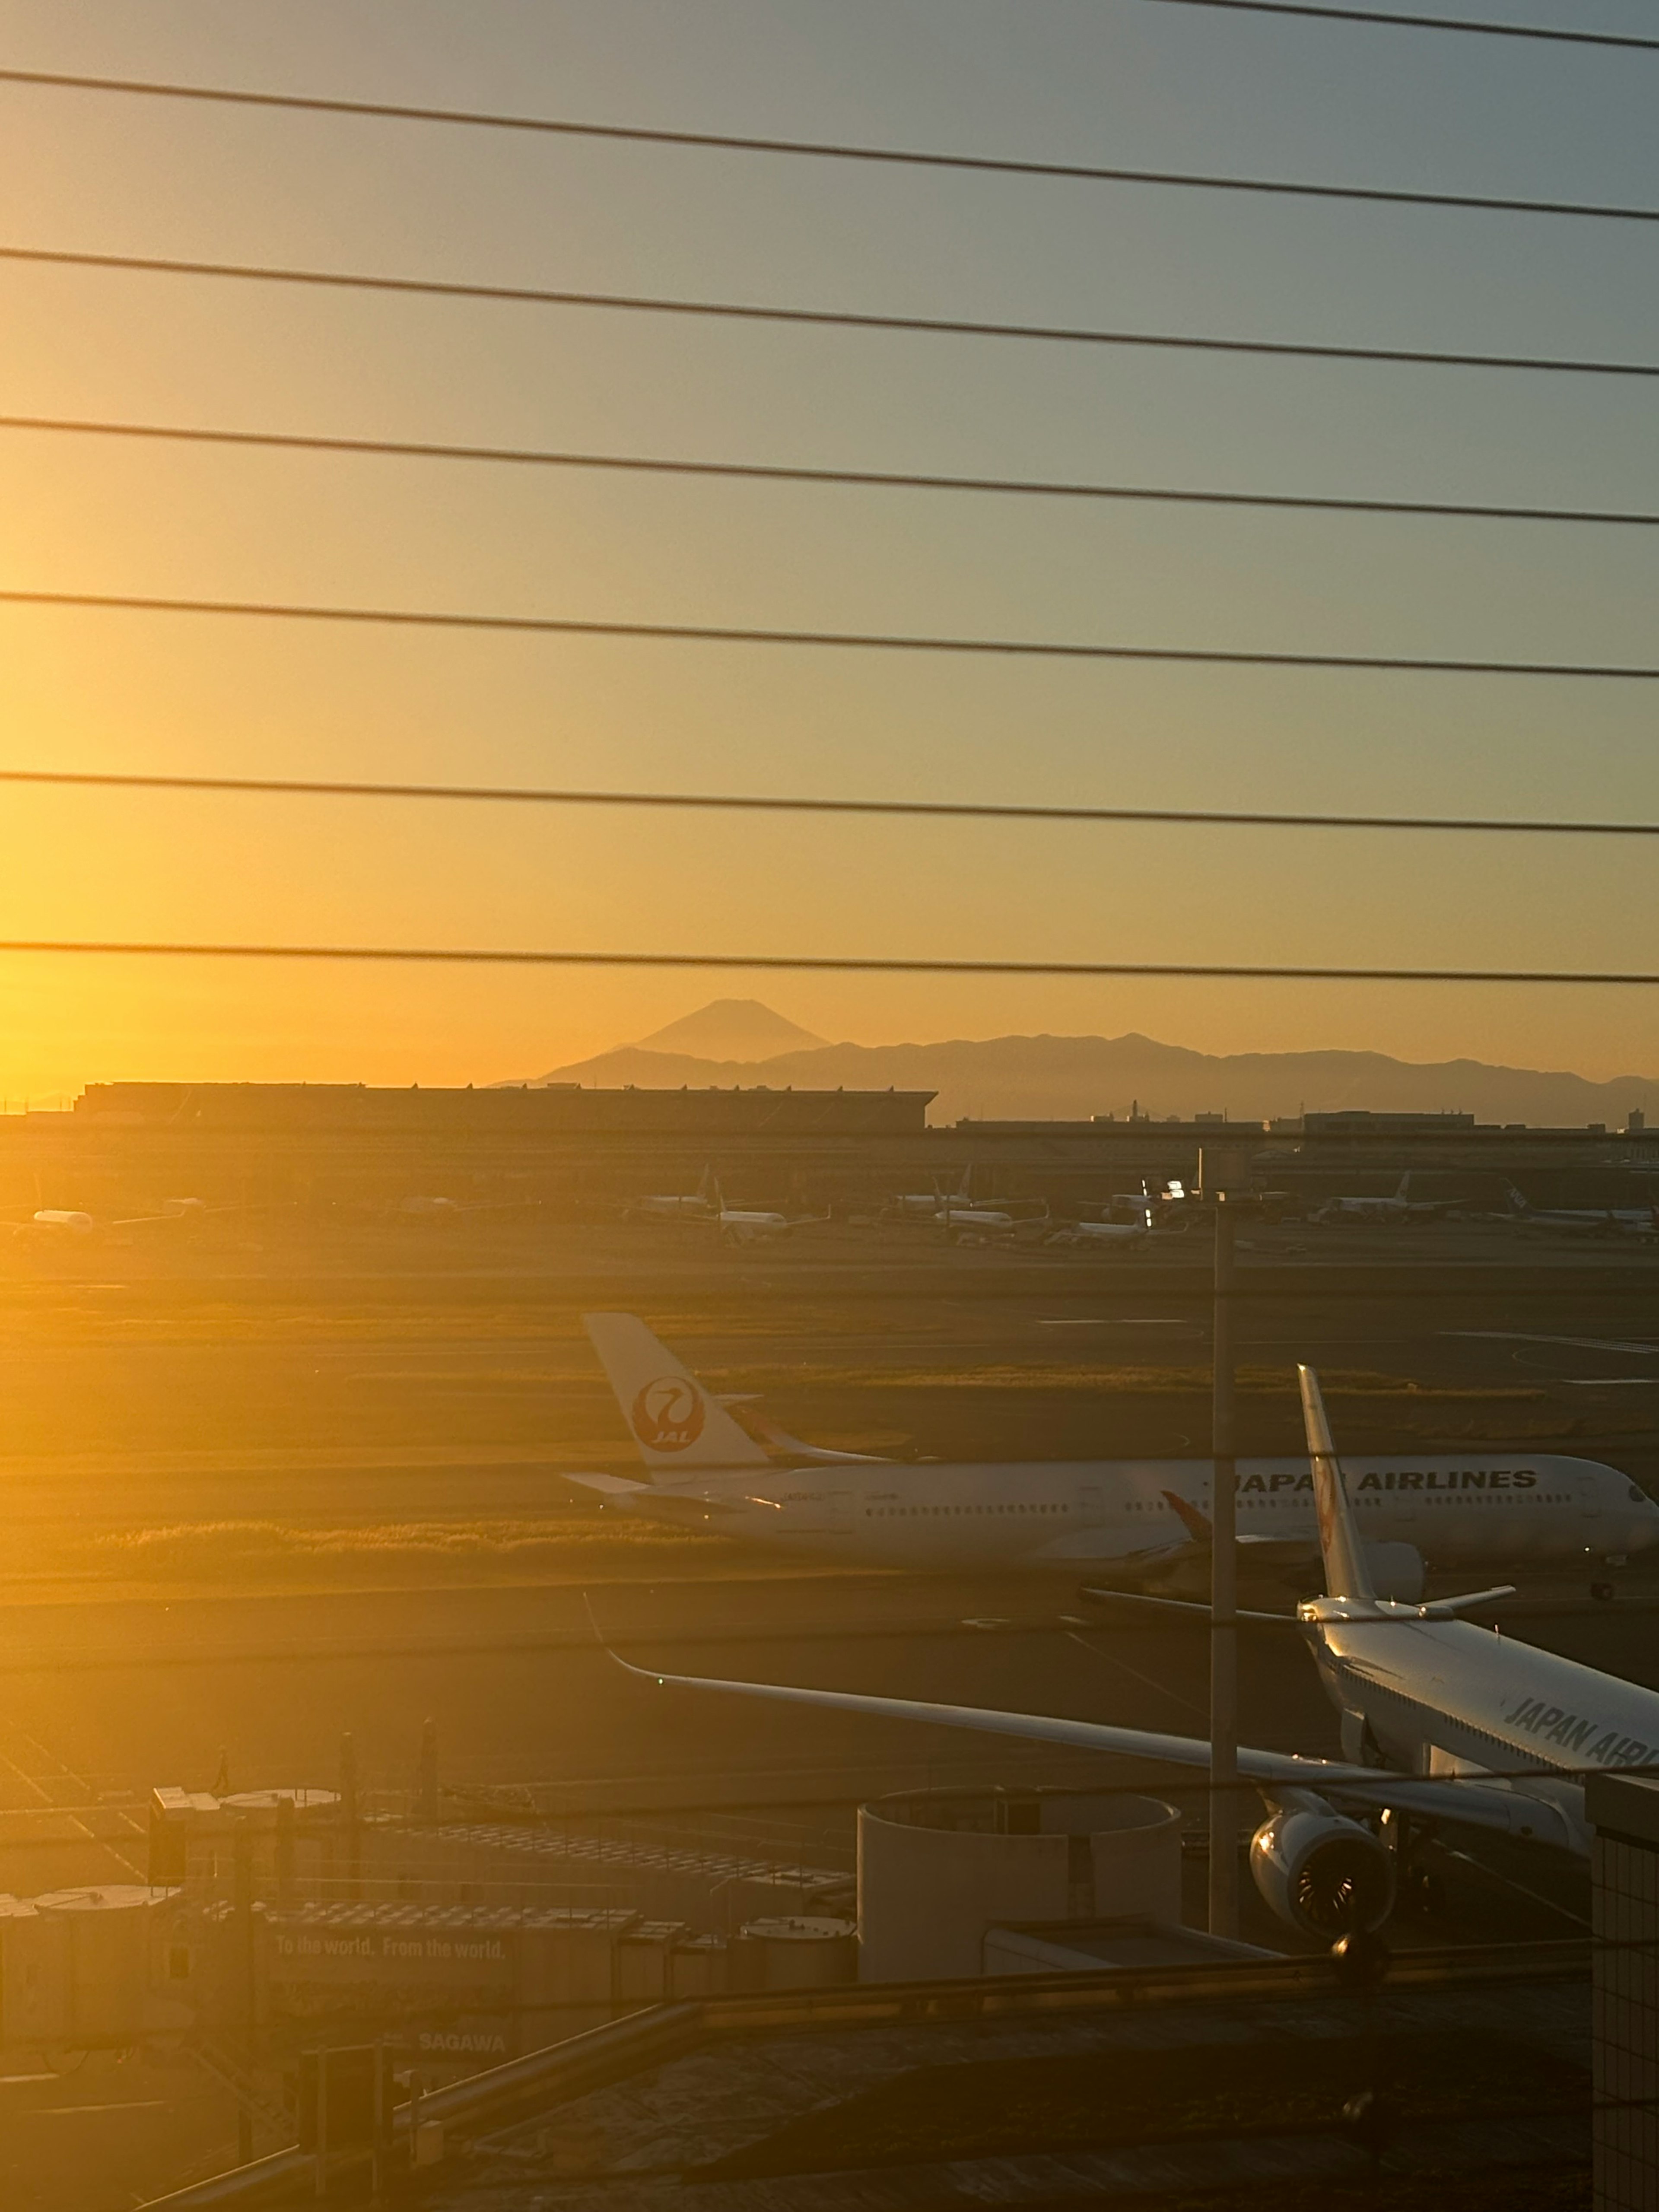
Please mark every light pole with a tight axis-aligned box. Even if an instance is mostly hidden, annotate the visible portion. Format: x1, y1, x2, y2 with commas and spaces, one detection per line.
1209, 1193, 1239, 1938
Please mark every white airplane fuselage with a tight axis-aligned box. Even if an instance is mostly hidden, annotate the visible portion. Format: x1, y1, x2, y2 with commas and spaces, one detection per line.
579, 1450, 1656, 1575
1517, 1208, 1657, 1238
625, 1197, 794, 1239
1310, 1600, 1659, 1854
718, 1209, 792, 1243
934, 1206, 1017, 1239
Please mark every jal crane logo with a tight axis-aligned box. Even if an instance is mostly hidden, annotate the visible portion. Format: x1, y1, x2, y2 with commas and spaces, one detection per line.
632, 1376, 706, 1452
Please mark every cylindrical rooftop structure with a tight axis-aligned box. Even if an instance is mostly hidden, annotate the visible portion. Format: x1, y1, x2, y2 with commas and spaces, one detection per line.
858, 1787, 1182, 1983
737, 1915, 858, 1992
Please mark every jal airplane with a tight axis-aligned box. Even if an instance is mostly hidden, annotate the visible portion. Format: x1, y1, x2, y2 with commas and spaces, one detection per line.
569, 1315, 1657, 1593
606, 1367, 1659, 1941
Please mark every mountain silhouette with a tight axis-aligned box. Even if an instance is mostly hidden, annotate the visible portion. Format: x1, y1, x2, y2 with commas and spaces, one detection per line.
510, 1006, 1658, 1128
629, 998, 826, 1060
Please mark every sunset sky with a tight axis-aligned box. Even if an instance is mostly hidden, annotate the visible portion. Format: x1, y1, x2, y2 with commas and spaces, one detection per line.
2, 0, 1657, 1100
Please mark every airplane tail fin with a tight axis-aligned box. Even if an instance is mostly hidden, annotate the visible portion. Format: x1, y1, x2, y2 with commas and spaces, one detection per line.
583, 1313, 772, 1473
1297, 1364, 1376, 1606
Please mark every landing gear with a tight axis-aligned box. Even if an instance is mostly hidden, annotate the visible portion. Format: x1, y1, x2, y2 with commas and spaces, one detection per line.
1379, 1806, 1443, 1919
1399, 1862, 1445, 1917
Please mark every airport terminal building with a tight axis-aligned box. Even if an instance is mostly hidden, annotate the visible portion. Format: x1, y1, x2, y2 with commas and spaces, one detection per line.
0, 1082, 1651, 1222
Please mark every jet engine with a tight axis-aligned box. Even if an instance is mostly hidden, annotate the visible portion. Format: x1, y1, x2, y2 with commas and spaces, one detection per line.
1249, 1797, 1394, 1939
1362, 1541, 1424, 1605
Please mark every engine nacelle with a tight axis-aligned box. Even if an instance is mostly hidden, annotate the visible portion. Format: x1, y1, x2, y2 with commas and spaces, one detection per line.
1363, 1541, 1424, 1605
1249, 1799, 1395, 1940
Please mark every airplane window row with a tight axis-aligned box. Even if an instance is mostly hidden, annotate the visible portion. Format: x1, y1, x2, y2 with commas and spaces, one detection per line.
1236, 1492, 1565, 1509
865, 1503, 1072, 1517
1127, 1493, 1565, 1513
862, 1491, 1568, 1521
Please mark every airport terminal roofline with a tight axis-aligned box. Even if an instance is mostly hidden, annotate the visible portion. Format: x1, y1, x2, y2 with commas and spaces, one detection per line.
70, 1081, 936, 1136
60, 1088, 1649, 1142
955, 1116, 1657, 1145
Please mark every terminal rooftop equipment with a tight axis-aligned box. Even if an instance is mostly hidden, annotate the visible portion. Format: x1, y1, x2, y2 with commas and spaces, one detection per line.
2, 1775, 1249, 2070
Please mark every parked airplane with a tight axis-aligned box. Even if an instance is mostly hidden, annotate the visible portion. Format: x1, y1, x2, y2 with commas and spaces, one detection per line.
569, 1315, 1656, 1590
1046, 1216, 1149, 1251
11, 1198, 208, 1239
934, 1196, 1024, 1243
604, 1367, 1659, 1940
396, 1194, 541, 1219
1312, 1176, 1472, 1226
711, 1181, 830, 1245
884, 1169, 1041, 1241
1503, 1183, 1658, 1239
1047, 1185, 1163, 1250
624, 1172, 820, 1244
887, 1168, 972, 1220
624, 1168, 718, 1223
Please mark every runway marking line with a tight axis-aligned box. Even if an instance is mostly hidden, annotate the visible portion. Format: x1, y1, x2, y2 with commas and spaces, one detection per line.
0, 1727, 145, 1879
1443, 1330, 1659, 1356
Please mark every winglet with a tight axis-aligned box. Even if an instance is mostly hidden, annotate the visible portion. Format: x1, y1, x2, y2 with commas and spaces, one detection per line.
1417, 1584, 1516, 1619
1297, 1364, 1376, 1606
581, 1592, 669, 1685
1160, 1488, 1214, 1546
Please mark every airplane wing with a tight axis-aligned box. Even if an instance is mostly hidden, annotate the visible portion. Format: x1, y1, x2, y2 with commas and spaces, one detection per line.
731, 1407, 890, 1465
564, 1471, 654, 1497
604, 1650, 1576, 1846
563, 1472, 751, 1517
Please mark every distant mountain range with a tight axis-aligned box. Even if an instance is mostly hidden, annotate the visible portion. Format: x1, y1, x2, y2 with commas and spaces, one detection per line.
629, 998, 826, 1061
509, 1004, 1659, 1129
